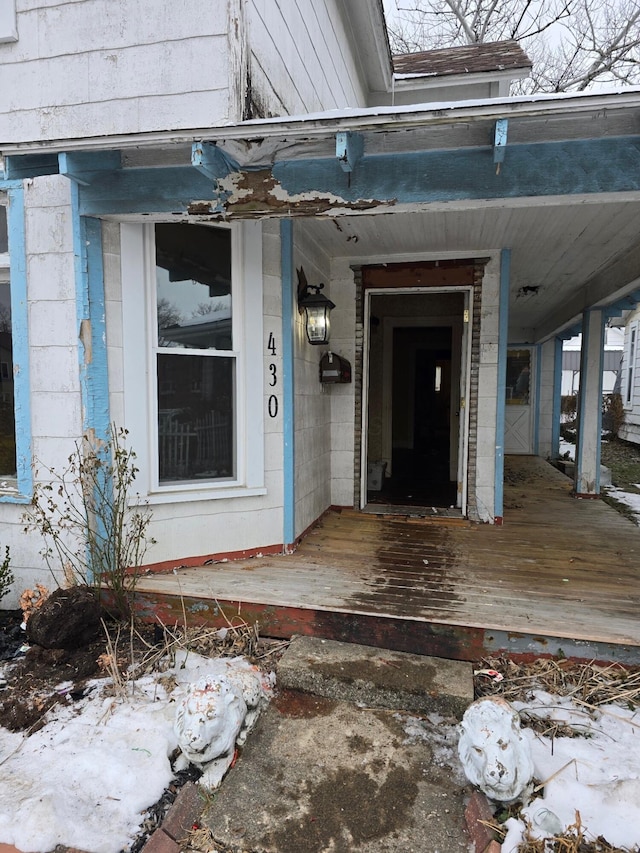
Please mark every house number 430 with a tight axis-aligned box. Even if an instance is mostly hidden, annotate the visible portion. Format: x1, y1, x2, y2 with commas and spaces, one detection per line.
267, 333, 278, 418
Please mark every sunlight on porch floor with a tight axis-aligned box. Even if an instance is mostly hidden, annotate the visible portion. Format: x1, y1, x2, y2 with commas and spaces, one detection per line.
134, 457, 640, 663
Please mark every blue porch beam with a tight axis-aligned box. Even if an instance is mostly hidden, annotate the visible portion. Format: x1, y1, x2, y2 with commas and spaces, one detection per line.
272, 136, 640, 206
191, 142, 240, 180
4, 153, 59, 180
336, 131, 364, 173
493, 119, 508, 165
59, 151, 121, 186
75, 135, 640, 217
605, 289, 640, 316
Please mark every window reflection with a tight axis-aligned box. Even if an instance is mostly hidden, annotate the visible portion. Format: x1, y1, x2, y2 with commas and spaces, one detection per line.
155, 223, 232, 351
506, 349, 530, 405
154, 223, 235, 484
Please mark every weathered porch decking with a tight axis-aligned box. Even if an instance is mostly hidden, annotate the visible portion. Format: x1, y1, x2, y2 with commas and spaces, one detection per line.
135, 457, 640, 663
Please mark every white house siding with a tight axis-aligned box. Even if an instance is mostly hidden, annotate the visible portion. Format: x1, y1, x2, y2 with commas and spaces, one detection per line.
293, 225, 333, 536
1, 175, 82, 604
619, 306, 640, 444
246, 0, 368, 117
0, 0, 236, 143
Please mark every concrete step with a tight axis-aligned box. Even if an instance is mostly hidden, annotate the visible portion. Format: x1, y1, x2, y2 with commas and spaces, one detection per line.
277, 635, 474, 719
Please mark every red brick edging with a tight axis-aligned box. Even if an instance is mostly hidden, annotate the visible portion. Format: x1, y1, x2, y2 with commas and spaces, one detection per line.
465, 791, 502, 853
141, 782, 203, 853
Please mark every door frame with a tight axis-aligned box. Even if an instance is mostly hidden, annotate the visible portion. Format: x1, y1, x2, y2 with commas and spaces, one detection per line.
360, 285, 473, 513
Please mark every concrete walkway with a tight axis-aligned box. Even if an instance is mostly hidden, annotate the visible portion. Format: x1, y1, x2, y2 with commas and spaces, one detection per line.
201, 637, 475, 853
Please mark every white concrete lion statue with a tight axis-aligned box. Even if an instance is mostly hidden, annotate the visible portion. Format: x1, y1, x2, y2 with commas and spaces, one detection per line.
458, 696, 534, 803
174, 661, 266, 769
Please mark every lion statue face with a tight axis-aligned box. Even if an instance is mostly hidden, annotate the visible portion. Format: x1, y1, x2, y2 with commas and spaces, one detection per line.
174, 675, 247, 767
458, 696, 533, 803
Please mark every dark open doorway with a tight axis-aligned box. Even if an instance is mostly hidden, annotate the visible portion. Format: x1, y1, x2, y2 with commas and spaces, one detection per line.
372, 325, 457, 507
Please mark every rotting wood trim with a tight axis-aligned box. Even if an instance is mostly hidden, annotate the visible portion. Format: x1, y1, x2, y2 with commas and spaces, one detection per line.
186, 170, 393, 218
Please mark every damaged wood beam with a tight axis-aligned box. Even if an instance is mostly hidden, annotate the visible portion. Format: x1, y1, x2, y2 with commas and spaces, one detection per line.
188, 169, 390, 217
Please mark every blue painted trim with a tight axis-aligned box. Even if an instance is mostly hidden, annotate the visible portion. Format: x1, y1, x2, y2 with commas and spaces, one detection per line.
551, 337, 563, 458
192, 142, 240, 180
495, 249, 511, 520
4, 153, 59, 181
70, 186, 110, 578
281, 219, 295, 546
272, 136, 640, 205
0, 181, 32, 502
59, 151, 121, 187
533, 344, 542, 454
336, 132, 364, 172
74, 135, 640, 217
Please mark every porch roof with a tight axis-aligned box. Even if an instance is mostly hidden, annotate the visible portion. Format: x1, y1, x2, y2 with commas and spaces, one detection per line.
3, 87, 640, 343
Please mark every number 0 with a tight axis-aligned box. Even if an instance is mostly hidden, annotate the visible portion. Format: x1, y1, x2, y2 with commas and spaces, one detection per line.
268, 395, 278, 418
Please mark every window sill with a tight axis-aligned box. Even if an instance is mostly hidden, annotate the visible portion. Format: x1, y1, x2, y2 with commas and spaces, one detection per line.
143, 485, 267, 505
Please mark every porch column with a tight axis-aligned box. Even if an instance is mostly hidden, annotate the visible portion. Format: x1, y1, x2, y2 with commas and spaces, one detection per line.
537, 338, 559, 459
574, 308, 606, 496
494, 249, 511, 523
281, 219, 296, 546
551, 337, 563, 460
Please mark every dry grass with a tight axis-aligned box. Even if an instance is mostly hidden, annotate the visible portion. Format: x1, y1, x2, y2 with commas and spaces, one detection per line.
474, 657, 640, 710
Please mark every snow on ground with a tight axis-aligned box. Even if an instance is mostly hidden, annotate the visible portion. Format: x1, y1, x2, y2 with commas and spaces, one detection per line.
502, 691, 640, 851
0, 651, 273, 853
604, 486, 640, 525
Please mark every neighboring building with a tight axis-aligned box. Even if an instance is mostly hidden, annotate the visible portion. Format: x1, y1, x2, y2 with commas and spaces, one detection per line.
1, 0, 640, 600
620, 306, 640, 444
561, 329, 624, 396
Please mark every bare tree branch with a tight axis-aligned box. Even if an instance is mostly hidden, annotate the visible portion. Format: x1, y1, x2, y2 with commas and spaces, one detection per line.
387, 0, 640, 93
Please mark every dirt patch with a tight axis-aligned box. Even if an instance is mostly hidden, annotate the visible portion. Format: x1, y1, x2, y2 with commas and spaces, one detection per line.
601, 437, 640, 496
273, 689, 337, 718
270, 765, 420, 853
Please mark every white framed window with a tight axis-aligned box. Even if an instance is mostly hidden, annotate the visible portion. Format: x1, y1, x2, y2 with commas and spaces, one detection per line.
0, 1, 18, 43
121, 220, 264, 501
624, 320, 638, 409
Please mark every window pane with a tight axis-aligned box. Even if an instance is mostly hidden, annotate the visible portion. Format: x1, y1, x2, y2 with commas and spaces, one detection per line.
506, 349, 530, 405
0, 279, 15, 476
157, 353, 235, 483
155, 223, 232, 351
0, 206, 7, 254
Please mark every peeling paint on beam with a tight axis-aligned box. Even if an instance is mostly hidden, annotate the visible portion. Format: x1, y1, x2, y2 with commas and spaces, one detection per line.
187, 170, 390, 217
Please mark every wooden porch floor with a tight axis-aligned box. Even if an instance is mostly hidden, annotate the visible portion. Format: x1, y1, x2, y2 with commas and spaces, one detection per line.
135, 457, 640, 663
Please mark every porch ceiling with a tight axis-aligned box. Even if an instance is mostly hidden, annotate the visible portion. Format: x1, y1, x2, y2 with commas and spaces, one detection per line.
297, 198, 640, 343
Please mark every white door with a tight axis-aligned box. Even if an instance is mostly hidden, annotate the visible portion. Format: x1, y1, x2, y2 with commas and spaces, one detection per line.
504, 348, 534, 454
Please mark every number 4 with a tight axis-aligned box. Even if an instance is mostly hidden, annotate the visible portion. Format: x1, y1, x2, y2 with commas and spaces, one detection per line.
267, 332, 277, 356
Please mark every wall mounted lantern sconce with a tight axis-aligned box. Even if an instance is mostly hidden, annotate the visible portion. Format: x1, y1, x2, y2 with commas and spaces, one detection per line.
297, 267, 335, 346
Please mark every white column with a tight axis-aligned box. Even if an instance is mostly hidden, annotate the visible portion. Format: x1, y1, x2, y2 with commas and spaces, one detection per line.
575, 309, 605, 495
537, 339, 556, 459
